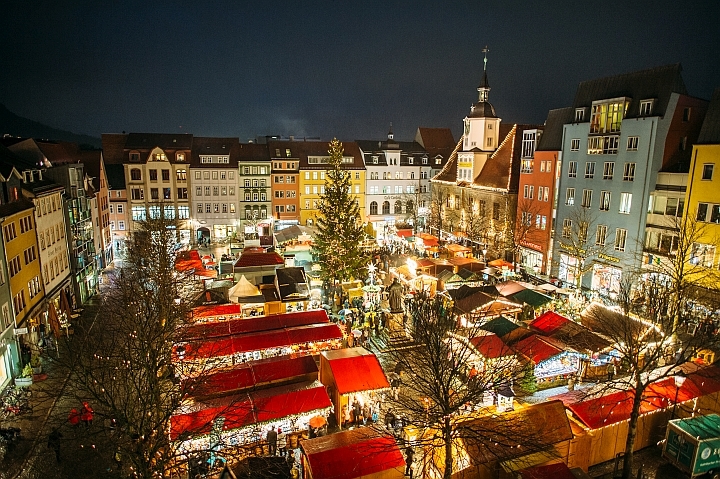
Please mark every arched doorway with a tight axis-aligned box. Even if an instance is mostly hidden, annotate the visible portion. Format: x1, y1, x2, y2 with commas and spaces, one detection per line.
197, 227, 210, 243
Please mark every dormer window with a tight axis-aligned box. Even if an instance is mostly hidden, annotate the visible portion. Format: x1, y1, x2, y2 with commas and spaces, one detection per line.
372, 156, 378, 164
285, 149, 291, 157
575, 108, 585, 122
408, 158, 414, 165
129, 152, 140, 162
176, 153, 185, 162
422, 157, 428, 165
639, 100, 654, 116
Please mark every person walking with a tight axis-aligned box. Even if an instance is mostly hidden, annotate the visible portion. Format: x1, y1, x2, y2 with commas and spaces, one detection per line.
266, 427, 278, 456
352, 399, 362, 427
48, 429, 62, 462
606, 362, 616, 381
80, 401, 94, 427
404, 446, 414, 478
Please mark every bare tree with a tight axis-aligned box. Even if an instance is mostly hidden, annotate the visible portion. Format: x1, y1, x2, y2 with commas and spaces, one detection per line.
579, 298, 720, 479
506, 199, 545, 271
642, 213, 720, 333
377, 293, 555, 479
555, 207, 610, 290
427, 184, 458, 235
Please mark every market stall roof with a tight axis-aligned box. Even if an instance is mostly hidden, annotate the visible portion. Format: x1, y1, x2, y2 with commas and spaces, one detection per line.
495, 281, 528, 297
529, 311, 611, 354
417, 233, 439, 246
458, 400, 572, 466
519, 462, 581, 479
302, 427, 405, 479
415, 258, 435, 268
192, 304, 243, 320
446, 244, 472, 254
276, 267, 310, 301
488, 259, 514, 269
468, 332, 515, 359
321, 347, 390, 395
274, 225, 302, 244
177, 322, 342, 360
234, 251, 285, 268
536, 283, 560, 293
228, 276, 263, 302
509, 289, 553, 308
396, 229, 413, 238
513, 334, 567, 364
447, 285, 495, 315
183, 355, 318, 398
445, 268, 477, 284
480, 316, 520, 338
550, 365, 720, 430
183, 309, 331, 341
170, 380, 330, 441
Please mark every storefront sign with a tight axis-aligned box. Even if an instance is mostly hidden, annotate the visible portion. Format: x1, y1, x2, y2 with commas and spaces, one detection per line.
14, 328, 28, 335
598, 253, 620, 263
559, 243, 585, 255
520, 240, 543, 252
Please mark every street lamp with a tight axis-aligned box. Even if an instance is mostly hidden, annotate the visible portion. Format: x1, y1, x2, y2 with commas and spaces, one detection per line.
482, 248, 487, 264
671, 371, 686, 420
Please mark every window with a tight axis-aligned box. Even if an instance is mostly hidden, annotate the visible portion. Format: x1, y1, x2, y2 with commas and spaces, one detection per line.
195, 171, 201, 180
275, 191, 284, 198
562, 219, 572, 238
275, 205, 285, 214
619, 193, 632, 214
176, 153, 185, 162
627, 137, 639, 151
590, 99, 629, 133
665, 198, 684, 217
493, 202, 500, 221
176, 169, 186, 181
149, 170, 157, 181
639, 100, 653, 116
702, 164, 714, 181
150, 188, 159, 200
615, 228, 627, 251
213, 204, 219, 213
382, 201, 390, 215
697, 203, 709, 222
163, 188, 171, 199
205, 186, 211, 196
23, 246, 36, 265
683, 107, 691, 122
487, 138, 493, 147
13, 291, 26, 315
603, 162, 614, 180
541, 215, 547, 230
369, 202, 378, 215
130, 169, 142, 181
355, 172, 360, 180
177, 188, 188, 199
581, 189, 592, 208
252, 192, 258, 201
131, 206, 146, 221
3, 223, 16, 242
575, 109, 585, 122
196, 186, 202, 197
204, 171, 210, 179
229, 187, 235, 196
212, 186, 219, 196
584, 162, 595, 178
570, 139, 580, 151
600, 191, 611, 211
623, 163, 636, 181
711, 205, 720, 224
130, 152, 141, 162
109, 204, 114, 214
8, 256, 21, 277
118, 220, 126, 230
162, 169, 170, 181
568, 161, 577, 178
691, 243, 716, 268
596, 225, 607, 246
197, 204, 203, 213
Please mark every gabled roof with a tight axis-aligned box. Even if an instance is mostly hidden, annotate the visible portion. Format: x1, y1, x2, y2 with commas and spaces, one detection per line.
474, 124, 542, 192
415, 127, 456, 153
536, 107, 574, 151
234, 251, 285, 268
105, 164, 126, 189
190, 137, 240, 168
100, 133, 128, 164
0, 197, 35, 219
468, 332, 514, 359
698, 87, 720, 144
322, 347, 390, 394
292, 140, 365, 170
0, 144, 30, 179
236, 142, 270, 162
513, 334, 567, 364
572, 63, 687, 118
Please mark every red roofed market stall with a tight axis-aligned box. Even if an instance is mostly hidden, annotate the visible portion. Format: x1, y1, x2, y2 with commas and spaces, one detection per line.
171, 380, 332, 454
550, 364, 720, 471
301, 427, 405, 479
182, 309, 331, 341
320, 347, 390, 429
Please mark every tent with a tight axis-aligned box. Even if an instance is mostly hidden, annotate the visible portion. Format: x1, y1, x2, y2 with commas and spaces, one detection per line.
228, 275, 264, 303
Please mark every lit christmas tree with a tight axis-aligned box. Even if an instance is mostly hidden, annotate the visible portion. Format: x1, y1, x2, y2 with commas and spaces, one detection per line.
313, 138, 367, 298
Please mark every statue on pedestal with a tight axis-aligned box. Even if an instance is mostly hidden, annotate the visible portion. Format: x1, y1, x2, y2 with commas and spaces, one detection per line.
388, 278, 404, 314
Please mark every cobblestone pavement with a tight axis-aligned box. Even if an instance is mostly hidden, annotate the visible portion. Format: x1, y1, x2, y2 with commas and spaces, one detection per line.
0, 297, 117, 479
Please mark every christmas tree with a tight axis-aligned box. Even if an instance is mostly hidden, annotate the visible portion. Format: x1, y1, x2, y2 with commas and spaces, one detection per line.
313, 138, 367, 292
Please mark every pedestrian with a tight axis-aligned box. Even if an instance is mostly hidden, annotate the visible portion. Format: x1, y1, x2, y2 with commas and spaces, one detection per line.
363, 403, 371, 426
385, 410, 395, 430
567, 375, 576, 391
343, 404, 352, 427
68, 408, 80, 427
404, 446, 414, 477
607, 362, 615, 381
266, 427, 278, 456
80, 401, 94, 427
48, 429, 62, 462
353, 399, 362, 426
277, 427, 287, 457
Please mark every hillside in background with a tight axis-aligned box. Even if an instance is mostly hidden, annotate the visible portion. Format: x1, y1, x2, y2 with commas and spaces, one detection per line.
0, 103, 101, 148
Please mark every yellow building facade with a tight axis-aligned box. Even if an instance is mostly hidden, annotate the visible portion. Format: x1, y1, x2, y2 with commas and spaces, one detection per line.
1, 200, 44, 328
685, 143, 720, 284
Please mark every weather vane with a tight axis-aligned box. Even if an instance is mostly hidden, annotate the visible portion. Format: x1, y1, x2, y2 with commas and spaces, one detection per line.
482, 45, 489, 71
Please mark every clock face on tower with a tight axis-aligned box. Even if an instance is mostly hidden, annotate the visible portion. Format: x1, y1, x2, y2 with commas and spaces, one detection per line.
464, 119, 470, 136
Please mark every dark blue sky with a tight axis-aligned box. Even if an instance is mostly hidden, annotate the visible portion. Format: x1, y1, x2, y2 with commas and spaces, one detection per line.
2, 0, 719, 142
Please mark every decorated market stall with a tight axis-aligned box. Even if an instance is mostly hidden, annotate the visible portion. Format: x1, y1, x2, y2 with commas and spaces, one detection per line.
227, 275, 266, 316
171, 380, 332, 456
300, 427, 405, 479
514, 334, 585, 382
319, 347, 390, 429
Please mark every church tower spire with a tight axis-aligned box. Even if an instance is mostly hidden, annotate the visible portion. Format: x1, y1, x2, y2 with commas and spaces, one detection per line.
478, 46, 490, 103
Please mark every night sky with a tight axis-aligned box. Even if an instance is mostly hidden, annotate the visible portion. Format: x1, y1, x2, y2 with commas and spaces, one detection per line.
2, 1, 719, 143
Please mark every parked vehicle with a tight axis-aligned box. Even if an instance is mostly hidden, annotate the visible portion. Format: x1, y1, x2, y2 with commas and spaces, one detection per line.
663, 414, 720, 478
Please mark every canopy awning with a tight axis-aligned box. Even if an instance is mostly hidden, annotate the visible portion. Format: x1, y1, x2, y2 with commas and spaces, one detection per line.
302, 427, 405, 479
417, 233, 439, 246
514, 334, 565, 364
228, 275, 263, 302
176, 323, 343, 360
182, 355, 318, 398
446, 243, 472, 254
183, 309, 331, 341
170, 381, 331, 441
488, 259, 514, 269
322, 348, 390, 395
469, 332, 515, 359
